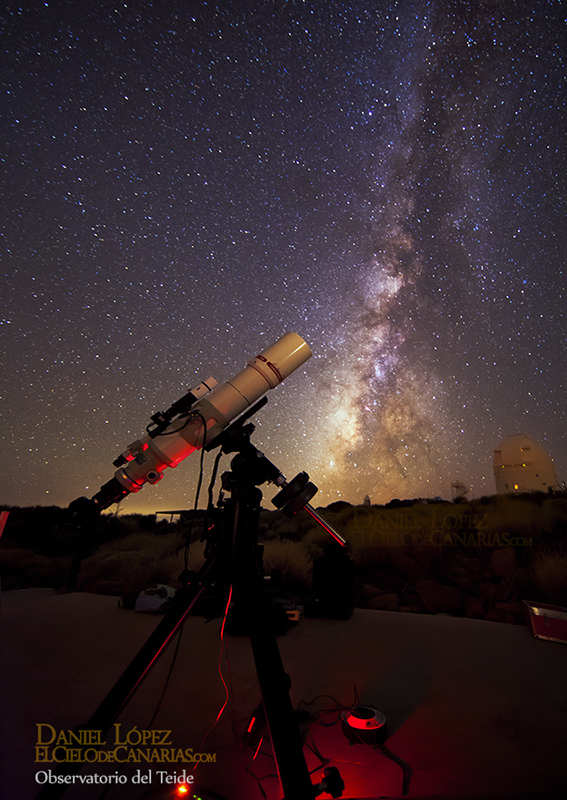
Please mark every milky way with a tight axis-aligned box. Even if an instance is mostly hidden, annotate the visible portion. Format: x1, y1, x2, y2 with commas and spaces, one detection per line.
307, 0, 566, 503
1, 1, 565, 512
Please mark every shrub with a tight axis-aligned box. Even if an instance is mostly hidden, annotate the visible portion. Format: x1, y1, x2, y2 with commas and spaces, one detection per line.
0, 547, 69, 590
532, 549, 567, 605
483, 497, 544, 539
261, 540, 314, 596
540, 500, 567, 537
76, 534, 206, 595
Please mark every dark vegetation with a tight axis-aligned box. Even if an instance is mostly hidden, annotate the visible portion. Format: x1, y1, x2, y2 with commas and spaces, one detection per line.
1, 492, 567, 624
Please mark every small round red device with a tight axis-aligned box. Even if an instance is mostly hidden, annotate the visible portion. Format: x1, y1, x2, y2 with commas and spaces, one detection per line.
341, 706, 387, 746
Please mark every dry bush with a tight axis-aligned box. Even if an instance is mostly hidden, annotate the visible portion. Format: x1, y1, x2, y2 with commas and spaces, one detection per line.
261, 540, 314, 595
103, 531, 181, 559
485, 497, 544, 539
76, 535, 206, 594
301, 519, 391, 588
301, 526, 330, 554
0, 547, 69, 589
540, 500, 567, 536
259, 509, 321, 543
77, 551, 180, 594
340, 504, 438, 544
346, 539, 390, 572
532, 549, 567, 605
320, 505, 359, 529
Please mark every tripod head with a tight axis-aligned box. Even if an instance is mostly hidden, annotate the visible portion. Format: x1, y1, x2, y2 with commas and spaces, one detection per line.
207, 407, 347, 548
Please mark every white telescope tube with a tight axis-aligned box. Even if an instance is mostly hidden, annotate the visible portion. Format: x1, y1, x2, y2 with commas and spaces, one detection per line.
114, 332, 312, 494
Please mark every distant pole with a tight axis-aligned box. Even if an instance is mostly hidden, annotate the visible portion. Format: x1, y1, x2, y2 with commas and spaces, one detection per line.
0, 510, 9, 594
0, 510, 9, 540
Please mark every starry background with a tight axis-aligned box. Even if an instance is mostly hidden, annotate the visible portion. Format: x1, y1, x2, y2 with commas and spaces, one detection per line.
1, 0, 565, 513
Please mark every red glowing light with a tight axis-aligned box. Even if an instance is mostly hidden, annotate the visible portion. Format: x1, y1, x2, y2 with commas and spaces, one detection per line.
175, 784, 190, 797
252, 736, 264, 760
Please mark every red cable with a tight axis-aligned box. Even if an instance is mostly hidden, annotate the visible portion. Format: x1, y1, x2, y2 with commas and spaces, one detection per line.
195, 584, 234, 767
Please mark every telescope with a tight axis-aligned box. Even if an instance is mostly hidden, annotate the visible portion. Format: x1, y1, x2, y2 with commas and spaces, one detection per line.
88, 332, 312, 511
40, 332, 353, 800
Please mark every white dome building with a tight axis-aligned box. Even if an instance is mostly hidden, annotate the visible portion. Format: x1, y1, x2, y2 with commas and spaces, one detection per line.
493, 433, 557, 494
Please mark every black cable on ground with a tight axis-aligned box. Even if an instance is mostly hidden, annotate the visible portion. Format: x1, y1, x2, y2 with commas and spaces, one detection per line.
378, 742, 413, 796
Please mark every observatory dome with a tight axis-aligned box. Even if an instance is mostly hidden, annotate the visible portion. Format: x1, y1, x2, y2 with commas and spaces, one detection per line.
493, 433, 557, 494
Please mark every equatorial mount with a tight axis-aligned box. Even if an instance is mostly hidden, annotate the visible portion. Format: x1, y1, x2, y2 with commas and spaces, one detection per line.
39, 398, 347, 800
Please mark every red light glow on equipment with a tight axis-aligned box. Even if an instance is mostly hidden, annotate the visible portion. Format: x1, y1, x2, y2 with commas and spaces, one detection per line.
104, 333, 313, 500
341, 706, 388, 746
252, 736, 263, 760
342, 707, 386, 731
175, 785, 190, 797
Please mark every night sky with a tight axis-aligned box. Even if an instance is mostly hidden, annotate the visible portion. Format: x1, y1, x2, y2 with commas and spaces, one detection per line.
2, 0, 566, 513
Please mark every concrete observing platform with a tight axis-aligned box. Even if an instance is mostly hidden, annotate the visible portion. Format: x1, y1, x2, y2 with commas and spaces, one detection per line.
1, 587, 566, 800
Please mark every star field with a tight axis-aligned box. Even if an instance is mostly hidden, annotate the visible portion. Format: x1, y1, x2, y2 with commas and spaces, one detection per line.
1, 0, 566, 512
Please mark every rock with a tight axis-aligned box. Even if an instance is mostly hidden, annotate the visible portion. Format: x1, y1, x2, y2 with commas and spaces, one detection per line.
495, 601, 525, 616
479, 582, 498, 604
416, 580, 463, 615
388, 550, 420, 579
490, 547, 517, 577
398, 602, 426, 613
366, 592, 400, 611
469, 570, 485, 589
93, 581, 124, 596
360, 583, 384, 600
485, 608, 506, 622
450, 575, 478, 594
464, 596, 485, 619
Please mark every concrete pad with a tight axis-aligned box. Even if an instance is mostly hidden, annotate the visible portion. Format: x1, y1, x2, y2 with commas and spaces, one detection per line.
1, 588, 567, 800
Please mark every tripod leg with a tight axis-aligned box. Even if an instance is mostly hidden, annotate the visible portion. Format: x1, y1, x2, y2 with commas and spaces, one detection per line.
221, 465, 318, 800
35, 553, 220, 800
250, 617, 315, 800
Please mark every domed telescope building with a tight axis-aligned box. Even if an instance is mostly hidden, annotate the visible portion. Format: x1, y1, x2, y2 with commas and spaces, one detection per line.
493, 433, 557, 494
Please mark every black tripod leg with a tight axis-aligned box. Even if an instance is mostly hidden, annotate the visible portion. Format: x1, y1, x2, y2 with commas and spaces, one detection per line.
36, 552, 220, 800
220, 460, 318, 800
250, 621, 315, 800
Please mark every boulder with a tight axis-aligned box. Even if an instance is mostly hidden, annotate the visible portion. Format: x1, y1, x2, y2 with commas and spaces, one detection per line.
366, 592, 400, 611
464, 596, 485, 619
490, 547, 517, 577
495, 601, 525, 616
93, 581, 124, 596
479, 581, 498, 604
388, 550, 420, 579
360, 583, 384, 600
450, 575, 479, 594
416, 580, 463, 615
485, 608, 506, 622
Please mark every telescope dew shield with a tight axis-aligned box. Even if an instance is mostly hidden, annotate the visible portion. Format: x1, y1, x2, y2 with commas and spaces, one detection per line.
200, 331, 312, 426
112, 333, 312, 496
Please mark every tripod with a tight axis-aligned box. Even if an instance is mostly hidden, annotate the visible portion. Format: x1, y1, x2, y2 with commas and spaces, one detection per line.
36, 416, 345, 800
